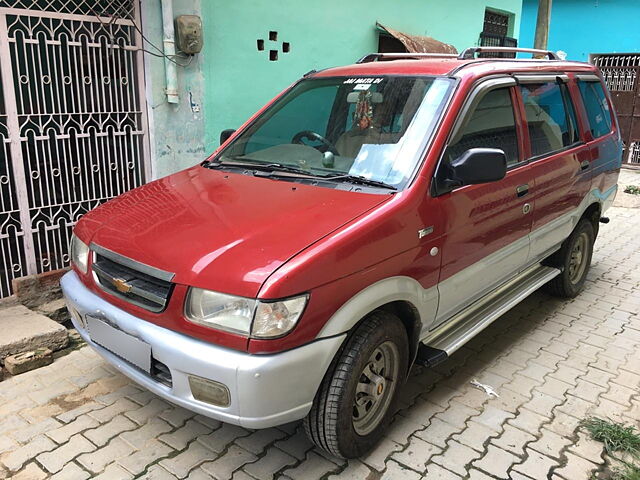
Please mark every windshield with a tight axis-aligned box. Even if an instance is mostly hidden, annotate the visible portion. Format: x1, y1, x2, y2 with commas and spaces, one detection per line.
215, 75, 454, 190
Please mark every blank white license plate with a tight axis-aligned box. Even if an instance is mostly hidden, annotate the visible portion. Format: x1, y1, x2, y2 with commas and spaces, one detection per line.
86, 315, 151, 373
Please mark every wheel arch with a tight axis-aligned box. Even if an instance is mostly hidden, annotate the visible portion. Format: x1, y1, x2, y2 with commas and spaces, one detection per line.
378, 300, 422, 369
317, 276, 437, 373
581, 201, 602, 237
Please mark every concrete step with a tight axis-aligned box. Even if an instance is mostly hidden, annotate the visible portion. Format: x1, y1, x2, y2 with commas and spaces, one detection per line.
36, 298, 69, 324
0, 305, 68, 363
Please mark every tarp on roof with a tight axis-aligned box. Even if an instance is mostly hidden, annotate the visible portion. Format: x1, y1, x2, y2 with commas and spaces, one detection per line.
376, 22, 457, 54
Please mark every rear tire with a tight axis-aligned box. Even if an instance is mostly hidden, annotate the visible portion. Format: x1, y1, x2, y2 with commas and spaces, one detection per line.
303, 311, 408, 458
544, 218, 595, 298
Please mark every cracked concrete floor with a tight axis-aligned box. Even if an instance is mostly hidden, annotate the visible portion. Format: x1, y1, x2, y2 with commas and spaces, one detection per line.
0, 205, 639, 480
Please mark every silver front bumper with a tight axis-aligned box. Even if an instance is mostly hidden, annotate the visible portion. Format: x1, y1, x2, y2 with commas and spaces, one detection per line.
61, 271, 345, 429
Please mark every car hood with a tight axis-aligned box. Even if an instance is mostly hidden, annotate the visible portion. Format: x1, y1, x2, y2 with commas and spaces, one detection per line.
83, 166, 390, 297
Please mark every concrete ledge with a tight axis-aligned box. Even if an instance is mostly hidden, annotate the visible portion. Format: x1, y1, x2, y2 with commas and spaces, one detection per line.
36, 298, 70, 324
0, 305, 68, 362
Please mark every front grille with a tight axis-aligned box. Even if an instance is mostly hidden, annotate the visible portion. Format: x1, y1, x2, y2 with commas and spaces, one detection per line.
91, 244, 174, 312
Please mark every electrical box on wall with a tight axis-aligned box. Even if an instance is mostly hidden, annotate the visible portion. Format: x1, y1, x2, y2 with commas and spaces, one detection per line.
175, 15, 203, 55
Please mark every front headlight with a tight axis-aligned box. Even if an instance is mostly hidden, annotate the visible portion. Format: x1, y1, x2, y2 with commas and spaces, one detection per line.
70, 234, 89, 274
185, 288, 307, 338
186, 289, 256, 335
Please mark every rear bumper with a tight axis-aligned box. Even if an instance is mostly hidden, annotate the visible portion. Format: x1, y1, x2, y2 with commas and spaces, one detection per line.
61, 271, 345, 429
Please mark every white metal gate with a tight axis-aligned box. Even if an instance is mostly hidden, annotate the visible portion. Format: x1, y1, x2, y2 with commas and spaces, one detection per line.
592, 53, 640, 165
0, 0, 150, 298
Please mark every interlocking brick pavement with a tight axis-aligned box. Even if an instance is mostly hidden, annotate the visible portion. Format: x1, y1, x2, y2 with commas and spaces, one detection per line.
1, 206, 639, 479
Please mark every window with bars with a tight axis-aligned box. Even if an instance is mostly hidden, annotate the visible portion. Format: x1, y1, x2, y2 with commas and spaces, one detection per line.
479, 9, 517, 58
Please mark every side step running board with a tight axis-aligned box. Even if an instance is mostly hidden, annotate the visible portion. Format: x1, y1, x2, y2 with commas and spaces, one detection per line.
416, 264, 561, 367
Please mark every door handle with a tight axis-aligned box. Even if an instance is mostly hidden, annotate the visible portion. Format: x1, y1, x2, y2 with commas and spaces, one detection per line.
580, 160, 590, 171
516, 184, 529, 198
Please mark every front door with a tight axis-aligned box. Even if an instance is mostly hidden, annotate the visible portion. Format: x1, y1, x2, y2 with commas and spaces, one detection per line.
432, 82, 534, 327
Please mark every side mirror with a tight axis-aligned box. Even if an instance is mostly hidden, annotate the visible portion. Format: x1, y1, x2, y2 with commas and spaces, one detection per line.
451, 147, 506, 185
433, 148, 507, 196
220, 129, 236, 145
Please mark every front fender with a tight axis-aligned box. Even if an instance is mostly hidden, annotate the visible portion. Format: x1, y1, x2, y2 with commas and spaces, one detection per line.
317, 275, 438, 339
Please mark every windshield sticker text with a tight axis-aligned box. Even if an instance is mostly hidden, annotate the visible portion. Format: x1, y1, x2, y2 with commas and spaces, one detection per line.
343, 78, 383, 85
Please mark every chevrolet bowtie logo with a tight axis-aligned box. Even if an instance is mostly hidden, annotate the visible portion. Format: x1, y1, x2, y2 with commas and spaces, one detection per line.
112, 278, 132, 294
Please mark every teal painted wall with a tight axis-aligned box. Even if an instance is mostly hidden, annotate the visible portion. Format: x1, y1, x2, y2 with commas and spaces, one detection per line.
520, 0, 640, 62
141, 0, 207, 179
201, 0, 522, 152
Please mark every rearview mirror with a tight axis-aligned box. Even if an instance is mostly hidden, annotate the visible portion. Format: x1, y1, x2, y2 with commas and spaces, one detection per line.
220, 129, 236, 145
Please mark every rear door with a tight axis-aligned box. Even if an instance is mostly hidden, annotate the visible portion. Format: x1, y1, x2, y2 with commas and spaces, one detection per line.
519, 76, 592, 261
432, 78, 535, 326
575, 75, 621, 207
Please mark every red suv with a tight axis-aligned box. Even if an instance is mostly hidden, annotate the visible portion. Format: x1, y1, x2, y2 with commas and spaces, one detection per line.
62, 47, 621, 458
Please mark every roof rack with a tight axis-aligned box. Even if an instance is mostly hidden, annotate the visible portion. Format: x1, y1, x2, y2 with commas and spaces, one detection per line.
457, 47, 560, 60
357, 52, 458, 63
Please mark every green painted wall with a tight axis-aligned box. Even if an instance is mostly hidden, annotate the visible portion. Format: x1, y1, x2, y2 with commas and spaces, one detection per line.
201, 0, 522, 152
142, 0, 206, 179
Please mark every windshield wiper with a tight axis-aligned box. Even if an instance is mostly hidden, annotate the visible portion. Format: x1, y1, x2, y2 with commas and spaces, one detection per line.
254, 162, 318, 176
207, 159, 321, 177
325, 174, 397, 191
208, 159, 397, 190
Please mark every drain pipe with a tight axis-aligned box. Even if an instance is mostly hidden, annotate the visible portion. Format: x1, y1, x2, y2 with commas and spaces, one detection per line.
161, 0, 179, 104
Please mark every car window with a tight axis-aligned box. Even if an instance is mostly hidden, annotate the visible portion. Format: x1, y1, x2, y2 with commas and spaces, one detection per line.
520, 82, 579, 158
446, 87, 519, 167
578, 81, 613, 139
221, 76, 455, 189
244, 85, 337, 154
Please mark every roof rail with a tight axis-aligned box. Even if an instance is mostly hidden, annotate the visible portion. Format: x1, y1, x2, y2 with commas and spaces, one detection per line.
357, 52, 458, 63
458, 47, 560, 60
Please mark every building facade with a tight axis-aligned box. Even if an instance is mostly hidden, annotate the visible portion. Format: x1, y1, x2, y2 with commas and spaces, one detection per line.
520, 0, 640, 62
520, 0, 640, 164
0, 0, 522, 299
198, 0, 522, 153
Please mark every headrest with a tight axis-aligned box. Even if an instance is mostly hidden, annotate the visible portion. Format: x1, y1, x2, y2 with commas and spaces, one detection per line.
347, 91, 383, 104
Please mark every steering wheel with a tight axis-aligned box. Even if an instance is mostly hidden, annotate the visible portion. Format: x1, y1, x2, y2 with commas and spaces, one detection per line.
292, 130, 340, 156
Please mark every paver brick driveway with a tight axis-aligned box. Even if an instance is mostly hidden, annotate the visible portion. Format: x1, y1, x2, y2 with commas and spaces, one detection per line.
1, 206, 639, 479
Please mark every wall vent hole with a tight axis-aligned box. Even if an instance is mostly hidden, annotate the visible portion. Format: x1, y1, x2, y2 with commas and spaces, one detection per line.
269, 50, 278, 61
257, 39, 264, 51
269, 31, 277, 41
282, 42, 290, 53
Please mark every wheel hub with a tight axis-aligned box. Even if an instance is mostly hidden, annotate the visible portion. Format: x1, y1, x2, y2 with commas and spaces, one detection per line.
568, 232, 589, 284
352, 342, 399, 436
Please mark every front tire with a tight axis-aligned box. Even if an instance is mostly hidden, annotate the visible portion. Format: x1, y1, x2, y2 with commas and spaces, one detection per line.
544, 218, 595, 298
303, 311, 409, 458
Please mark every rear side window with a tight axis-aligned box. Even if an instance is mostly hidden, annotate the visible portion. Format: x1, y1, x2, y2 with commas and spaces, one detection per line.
446, 87, 520, 167
520, 82, 580, 158
578, 81, 613, 139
